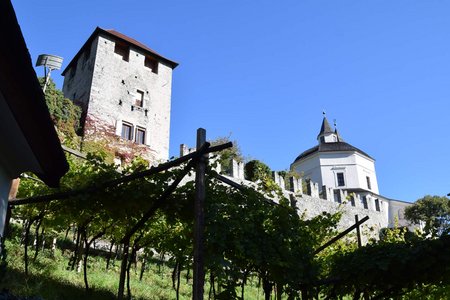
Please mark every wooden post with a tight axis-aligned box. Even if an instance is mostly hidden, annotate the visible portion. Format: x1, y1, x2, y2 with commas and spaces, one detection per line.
355, 215, 362, 248
193, 128, 206, 300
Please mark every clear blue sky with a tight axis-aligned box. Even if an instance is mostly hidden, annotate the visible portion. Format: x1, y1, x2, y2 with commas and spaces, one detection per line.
12, 0, 450, 202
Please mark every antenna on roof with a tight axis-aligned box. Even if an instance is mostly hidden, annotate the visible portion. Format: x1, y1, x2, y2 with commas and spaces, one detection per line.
334, 119, 337, 128
36, 54, 63, 93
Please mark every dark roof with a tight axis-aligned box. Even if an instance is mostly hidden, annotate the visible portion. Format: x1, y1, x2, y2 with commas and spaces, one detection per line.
317, 117, 334, 138
293, 141, 373, 163
0, 0, 68, 187
62, 27, 178, 75
334, 128, 344, 142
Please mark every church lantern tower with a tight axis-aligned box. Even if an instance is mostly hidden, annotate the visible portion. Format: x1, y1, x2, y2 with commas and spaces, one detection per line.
291, 116, 379, 194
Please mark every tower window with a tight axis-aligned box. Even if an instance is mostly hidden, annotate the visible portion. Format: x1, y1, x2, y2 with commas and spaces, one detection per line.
349, 195, 355, 207
135, 90, 144, 107
135, 127, 146, 145
145, 55, 158, 74
121, 122, 133, 140
114, 41, 129, 61
366, 176, 371, 190
375, 199, 380, 211
334, 190, 341, 203
361, 196, 368, 209
337, 173, 345, 186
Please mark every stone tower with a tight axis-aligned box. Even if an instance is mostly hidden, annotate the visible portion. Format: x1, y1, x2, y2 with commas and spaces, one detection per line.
62, 27, 178, 163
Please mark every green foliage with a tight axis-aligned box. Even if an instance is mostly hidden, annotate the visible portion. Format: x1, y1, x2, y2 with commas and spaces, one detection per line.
210, 137, 243, 174
405, 195, 450, 238
18, 145, 448, 299
325, 235, 450, 299
39, 77, 82, 148
204, 173, 341, 298
81, 140, 116, 164
244, 160, 272, 182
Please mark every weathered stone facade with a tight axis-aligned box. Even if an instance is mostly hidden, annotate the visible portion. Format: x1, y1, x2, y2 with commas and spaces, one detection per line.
62, 28, 177, 164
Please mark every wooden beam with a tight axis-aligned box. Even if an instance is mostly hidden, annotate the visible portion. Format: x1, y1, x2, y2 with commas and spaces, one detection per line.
193, 128, 207, 300
212, 172, 278, 206
9, 141, 232, 206
120, 154, 199, 244
314, 215, 369, 255
355, 215, 362, 248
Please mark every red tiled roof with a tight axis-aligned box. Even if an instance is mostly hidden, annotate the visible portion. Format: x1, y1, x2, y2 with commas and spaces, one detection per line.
62, 27, 178, 75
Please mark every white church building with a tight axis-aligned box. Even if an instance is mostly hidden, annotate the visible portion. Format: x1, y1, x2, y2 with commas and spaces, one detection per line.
196, 116, 415, 235
289, 116, 413, 230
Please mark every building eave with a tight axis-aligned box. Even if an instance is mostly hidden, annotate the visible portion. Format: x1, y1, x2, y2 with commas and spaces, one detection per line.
0, 0, 69, 187
62, 27, 178, 75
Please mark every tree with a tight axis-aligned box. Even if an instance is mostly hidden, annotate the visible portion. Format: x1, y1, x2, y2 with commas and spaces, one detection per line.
210, 136, 243, 174
404, 195, 450, 238
38, 77, 82, 148
244, 160, 272, 182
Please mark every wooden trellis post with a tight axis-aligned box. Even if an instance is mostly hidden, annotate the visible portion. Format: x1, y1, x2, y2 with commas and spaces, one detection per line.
355, 215, 362, 248
193, 128, 207, 300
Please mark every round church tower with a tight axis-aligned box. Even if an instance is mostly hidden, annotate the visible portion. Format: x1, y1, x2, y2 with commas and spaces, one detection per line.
291, 116, 379, 194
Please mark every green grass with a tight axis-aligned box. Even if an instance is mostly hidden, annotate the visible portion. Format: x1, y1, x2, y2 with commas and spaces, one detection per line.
0, 240, 266, 300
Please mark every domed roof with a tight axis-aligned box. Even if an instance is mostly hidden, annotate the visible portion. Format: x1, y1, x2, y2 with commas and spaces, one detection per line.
293, 141, 373, 163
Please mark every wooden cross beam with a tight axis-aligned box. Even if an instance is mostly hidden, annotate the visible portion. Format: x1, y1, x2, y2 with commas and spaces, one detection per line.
9, 141, 232, 206
314, 215, 369, 255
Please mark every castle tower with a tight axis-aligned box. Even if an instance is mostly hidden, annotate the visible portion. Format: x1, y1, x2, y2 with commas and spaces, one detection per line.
62, 27, 178, 163
291, 116, 379, 194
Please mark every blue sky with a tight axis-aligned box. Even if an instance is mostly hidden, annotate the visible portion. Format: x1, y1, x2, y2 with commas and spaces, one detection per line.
12, 0, 450, 202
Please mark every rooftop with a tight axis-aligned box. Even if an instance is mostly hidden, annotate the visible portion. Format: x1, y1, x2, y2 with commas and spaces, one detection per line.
62, 27, 178, 75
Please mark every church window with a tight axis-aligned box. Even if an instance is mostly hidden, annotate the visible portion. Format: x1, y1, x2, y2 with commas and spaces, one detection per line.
114, 41, 129, 61
337, 173, 345, 186
334, 190, 341, 203
366, 176, 371, 190
361, 196, 368, 209
145, 55, 159, 74
121, 122, 133, 140
349, 195, 355, 207
375, 199, 380, 211
135, 127, 146, 145
135, 90, 144, 107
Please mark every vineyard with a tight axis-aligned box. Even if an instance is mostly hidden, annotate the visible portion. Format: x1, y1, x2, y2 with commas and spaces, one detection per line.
2, 148, 449, 299
1, 81, 449, 299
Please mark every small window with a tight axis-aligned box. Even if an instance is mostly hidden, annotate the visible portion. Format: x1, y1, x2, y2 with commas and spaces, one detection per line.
320, 136, 325, 144
375, 199, 380, 211
135, 127, 146, 144
114, 41, 129, 61
366, 176, 371, 190
121, 122, 133, 140
337, 173, 345, 186
361, 196, 368, 209
349, 195, 355, 207
334, 190, 341, 203
135, 90, 144, 107
145, 56, 158, 74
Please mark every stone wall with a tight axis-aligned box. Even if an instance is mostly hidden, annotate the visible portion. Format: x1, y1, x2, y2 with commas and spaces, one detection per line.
63, 33, 174, 164
179, 144, 411, 240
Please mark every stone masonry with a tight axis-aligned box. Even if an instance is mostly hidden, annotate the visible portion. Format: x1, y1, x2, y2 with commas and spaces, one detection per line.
179, 144, 413, 242
62, 27, 178, 164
